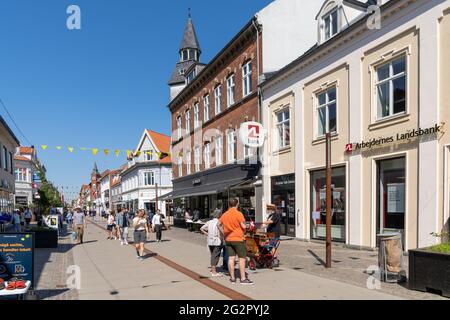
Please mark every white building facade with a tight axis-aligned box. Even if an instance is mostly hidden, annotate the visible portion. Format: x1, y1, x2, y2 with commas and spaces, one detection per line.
120, 130, 173, 216
261, 0, 450, 250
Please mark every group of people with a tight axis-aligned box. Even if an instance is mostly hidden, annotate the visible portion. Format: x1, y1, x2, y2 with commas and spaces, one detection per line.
106, 208, 166, 260
200, 199, 282, 286
11, 207, 33, 232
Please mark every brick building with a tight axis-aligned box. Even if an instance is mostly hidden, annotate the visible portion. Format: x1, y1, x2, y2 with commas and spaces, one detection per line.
166, 15, 263, 225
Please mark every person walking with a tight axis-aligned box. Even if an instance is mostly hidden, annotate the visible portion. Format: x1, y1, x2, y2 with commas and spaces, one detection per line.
66, 211, 73, 229
13, 210, 22, 233
200, 210, 224, 277
73, 208, 87, 244
117, 208, 130, 245
263, 204, 282, 240
219, 198, 254, 285
24, 208, 32, 230
133, 210, 149, 260
152, 209, 164, 243
107, 211, 117, 240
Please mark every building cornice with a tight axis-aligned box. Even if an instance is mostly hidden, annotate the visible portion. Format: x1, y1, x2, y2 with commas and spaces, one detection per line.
261, 0, 416, 91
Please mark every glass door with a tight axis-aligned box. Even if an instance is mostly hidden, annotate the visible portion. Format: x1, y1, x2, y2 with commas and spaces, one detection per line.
377, 157, 406, 244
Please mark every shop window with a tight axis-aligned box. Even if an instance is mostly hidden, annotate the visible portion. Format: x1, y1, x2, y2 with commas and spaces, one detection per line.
377, 157, 406, 235
375, 56, 406, 120
310, 166, 346, 242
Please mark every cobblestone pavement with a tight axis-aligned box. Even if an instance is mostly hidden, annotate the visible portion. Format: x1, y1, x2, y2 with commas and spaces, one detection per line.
163, 227, 448, 300
34, 226, 79, 300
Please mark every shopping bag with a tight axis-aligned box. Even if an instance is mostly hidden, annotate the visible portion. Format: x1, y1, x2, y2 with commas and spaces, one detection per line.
71, 231, 77, 241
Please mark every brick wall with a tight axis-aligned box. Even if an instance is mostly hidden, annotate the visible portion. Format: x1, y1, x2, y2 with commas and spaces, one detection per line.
170, 31, 260, 179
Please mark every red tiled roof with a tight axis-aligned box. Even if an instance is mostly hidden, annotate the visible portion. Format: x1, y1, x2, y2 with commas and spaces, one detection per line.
19, 147, 34, 155
146, 130, 172, 164
14, 155, 31, 162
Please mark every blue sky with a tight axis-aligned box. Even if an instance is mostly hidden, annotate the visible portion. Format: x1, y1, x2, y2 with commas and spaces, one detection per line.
0, 0, 272, 201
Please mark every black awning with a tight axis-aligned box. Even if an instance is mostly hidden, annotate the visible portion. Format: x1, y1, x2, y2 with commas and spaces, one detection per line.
168, 178, 254, 200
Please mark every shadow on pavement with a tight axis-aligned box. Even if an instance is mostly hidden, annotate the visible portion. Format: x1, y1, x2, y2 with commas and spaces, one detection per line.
307, 249, 326, 267
34, 288, 71, 300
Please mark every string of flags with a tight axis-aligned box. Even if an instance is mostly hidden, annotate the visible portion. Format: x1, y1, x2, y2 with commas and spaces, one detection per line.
37, 145, 172, 158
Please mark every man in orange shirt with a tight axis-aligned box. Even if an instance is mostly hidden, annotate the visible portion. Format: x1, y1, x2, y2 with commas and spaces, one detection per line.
219, 198, 254, 285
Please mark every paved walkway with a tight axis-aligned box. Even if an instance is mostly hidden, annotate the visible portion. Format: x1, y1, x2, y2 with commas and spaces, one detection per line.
77, 219, 402, 300
32, 219, 447, 300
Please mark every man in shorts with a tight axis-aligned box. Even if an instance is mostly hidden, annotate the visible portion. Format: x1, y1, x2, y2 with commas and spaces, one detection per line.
219, 198, 254, 285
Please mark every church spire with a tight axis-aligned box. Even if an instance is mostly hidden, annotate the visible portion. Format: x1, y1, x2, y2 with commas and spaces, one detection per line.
179, 10, 201, 60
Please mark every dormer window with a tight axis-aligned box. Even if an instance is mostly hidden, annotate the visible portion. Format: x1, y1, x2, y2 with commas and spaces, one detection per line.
186, 69, 196, 84
323, 8, 339, 41
179, 69, 185, 76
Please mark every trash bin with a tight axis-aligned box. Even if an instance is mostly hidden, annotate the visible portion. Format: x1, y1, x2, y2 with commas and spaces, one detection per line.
377, 233, 405, 283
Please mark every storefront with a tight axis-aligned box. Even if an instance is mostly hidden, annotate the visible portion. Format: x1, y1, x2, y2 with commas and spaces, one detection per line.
310, 166, 346, 243
271, 174, 295, 237
168, 160, 261, 227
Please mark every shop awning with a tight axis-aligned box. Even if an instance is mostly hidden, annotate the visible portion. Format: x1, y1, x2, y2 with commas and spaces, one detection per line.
165, 178, 255, 200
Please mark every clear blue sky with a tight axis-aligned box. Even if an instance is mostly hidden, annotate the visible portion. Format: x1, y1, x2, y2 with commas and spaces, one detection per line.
0, 0, 272, 201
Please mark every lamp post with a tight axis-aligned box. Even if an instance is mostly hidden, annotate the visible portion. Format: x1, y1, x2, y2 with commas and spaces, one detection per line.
325, 133, 332, 269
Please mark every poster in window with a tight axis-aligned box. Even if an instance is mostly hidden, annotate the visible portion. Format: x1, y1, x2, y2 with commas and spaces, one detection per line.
387, 183, 405, 213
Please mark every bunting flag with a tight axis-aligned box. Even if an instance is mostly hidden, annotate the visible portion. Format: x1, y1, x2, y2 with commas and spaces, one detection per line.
115, 149, 120, 157
126, 150, 132, 158
136, 151, 141, 157
92, 148, 99, 156
56, 146, 62, 150
104, 149, 110, 156
68, 147, 74, 153
80, 147, 87, 151
146, 151, 153, 156
41, 145, 48, 150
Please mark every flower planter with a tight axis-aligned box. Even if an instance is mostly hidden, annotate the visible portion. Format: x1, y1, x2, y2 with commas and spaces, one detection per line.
409, 248, 450, 298
33, 229, 58, 248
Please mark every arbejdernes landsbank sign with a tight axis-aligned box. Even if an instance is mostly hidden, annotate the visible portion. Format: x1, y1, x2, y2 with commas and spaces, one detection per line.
346, 123, 445, 154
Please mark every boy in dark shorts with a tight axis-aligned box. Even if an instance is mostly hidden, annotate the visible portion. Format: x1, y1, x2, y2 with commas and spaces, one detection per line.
219, 198, 254, 285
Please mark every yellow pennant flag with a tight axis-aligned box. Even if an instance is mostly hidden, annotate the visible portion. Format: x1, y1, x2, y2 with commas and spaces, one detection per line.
115, 150, 121, 157
56, 146, 62, 150
157, 152, 161, 158
92, 148, 99, 156
68, 147, 74, 153
136, 151, 141, 157
104, 149, 110, 156
41, 145, 48, 150
146, 151, 152, 156
126, 150, 132, 158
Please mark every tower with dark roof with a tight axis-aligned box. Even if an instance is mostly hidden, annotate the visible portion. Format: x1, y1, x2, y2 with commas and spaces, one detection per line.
168, 11, 204, 101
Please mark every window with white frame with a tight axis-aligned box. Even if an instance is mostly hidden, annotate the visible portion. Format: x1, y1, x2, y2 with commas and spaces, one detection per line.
215, 85, 222, 115
275, 107, 291, 150
227, 74, 235, 107
242, 61, 252, 97
227, 130, 235, 163
375, 56, 406, 120
15, 168, 28, 182
215, 136, 223, 166
144, 171, 155, 186
185, 109, 191, 133
178, 157, 183, 177
323, 8, 339, 41
194, 103, 200, 128
203, 95, 210, 122
194, 146, 201, 172
316, 88, 337, 137
204, 143, 211, 169
186, 151, 191, 175
177, 116, 182, 139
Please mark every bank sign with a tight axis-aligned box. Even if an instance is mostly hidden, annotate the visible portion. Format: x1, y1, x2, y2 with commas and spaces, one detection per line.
346, 123, 444, 154
240, 122, 265, 148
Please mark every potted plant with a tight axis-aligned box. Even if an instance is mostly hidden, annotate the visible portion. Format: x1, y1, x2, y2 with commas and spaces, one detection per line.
409, 232, 450, 298
29, 225, 58, 248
